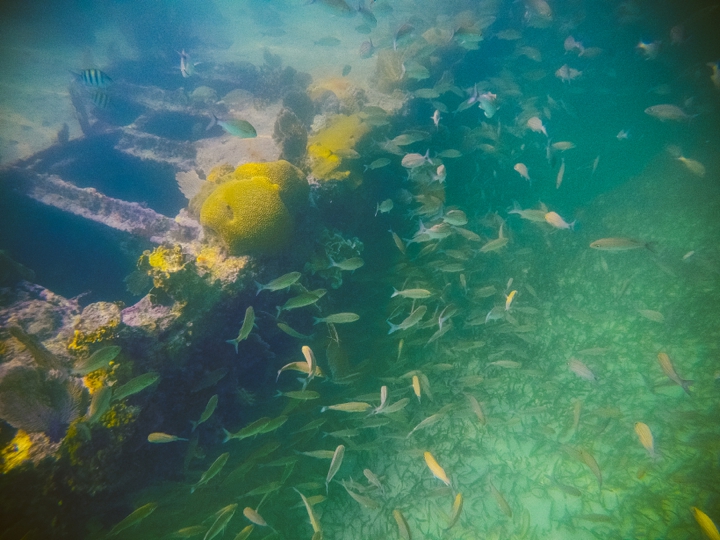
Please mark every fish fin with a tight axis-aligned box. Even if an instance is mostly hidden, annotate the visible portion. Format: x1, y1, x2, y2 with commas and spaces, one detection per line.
569, 220, 576, 231
681, 379, 694, 395
190, 421, 197, 432
222, 428, 233, 443
254, 281, 264, 295
225, 339, 239, 354
206, 113, 217, 131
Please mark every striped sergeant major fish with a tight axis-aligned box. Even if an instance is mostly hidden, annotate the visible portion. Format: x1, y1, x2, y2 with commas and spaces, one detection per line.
75, 68, 112, 88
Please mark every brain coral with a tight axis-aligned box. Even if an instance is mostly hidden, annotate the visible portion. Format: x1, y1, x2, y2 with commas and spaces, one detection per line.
233, 160, 308, 213
199, 177, 293, 255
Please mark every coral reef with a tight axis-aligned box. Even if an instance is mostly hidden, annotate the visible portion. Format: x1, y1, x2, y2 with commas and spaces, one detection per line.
306, 114, 370, 186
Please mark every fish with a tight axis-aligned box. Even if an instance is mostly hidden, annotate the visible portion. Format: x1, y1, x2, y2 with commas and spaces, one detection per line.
77, 68, 112, 88
488, 360, 521, 369
505, 290, 517, 310
242, 507, 267, 527
477, 91, 497, 118
388, 305, 427, 334
467, 394, 486, 425
443, 209, 467, 226
555, 64, 582, 82
489, 481, 512, 517
447, 493, 463, 529
638, 309, 664, 322
226, 306, 255, 353
424, 452, 451, 486
72, 345, 121, 376
325, 444, 345, 493
567, 359, 597, 382
191, 394, 219, 432
644, 104, 693, 121
255, 272, 301, 294
402, 150, 431, 168
431, 109, 440, 128
278, 289, 327, 313
359, 38, 375, 58
527, 116, 547, 136
393, 509, 412, 540
376, 199, 393, 215
148, 432, 189, 443
191, 453, 230, 493
377, 397, 410, 414
406, 406, 451, 437
392, 132, 429, 146
390, 230, 406, 254
366, 157, 390, 170
480, 223, 509, 253
636, 40, 661, 60
589, 238, 651, 251
232, 526, 254, 540
179, 50, 196, 78
391, 288, 432, 299
295, 489, 322, 534
112, 372, 160, 402
278, 390, 320, 401
708, 61, 720, 89
544, 211, 574, 230
329, 257, 364, 271
204, 505, 238, 540
412, 375, 421, 402
508, 202, 547, 223
210, 115, 257, 138
657, 352, 692, 395
314, 312, 360, 325
513, 163, 531, 181
321, 402, 372, 413
107, 502, 158, 536
438, 149, 462, 158
579, 449, 602, 489
87, 386, 113, 424
692, 507, 720, 540
556, 158, 565, 189
564, 35, 585, 54
634, 422, 656, 458
315, 36, 341, 47
169, 525, 208, 538
677, 156, 706, 177
552, 141, 576, 151
300, 450, 337, 459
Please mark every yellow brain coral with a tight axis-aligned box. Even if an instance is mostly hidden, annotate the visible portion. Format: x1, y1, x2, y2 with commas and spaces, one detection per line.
200, 177, 293, 255
233, 160, 308, 213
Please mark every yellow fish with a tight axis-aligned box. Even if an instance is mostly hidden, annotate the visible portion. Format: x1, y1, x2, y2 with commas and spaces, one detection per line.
424, 451, 451, 486
634, 422, 656, 458
412, 375, 421, 402
505, 290, 517, 310
692, 507, 720, 540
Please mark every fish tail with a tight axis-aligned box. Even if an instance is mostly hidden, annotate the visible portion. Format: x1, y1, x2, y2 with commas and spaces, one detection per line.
312, 317, 322, 325
225, 339, 239, 354
681, 379, 694, 395
645, 241, 657, 253
569, 220, 577, 231
254, 281, 265, 295
222, 428, 233, 443
190, 421, 197, 432
206, 113, 217, 131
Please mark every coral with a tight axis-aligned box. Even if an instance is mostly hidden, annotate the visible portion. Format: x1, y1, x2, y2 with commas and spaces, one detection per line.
194, 245, 248, 284
374, 49, 405, 93
306, 114, 370, 185
273, 108, 308, 164
200, 177, 293, 255
67, 302, 122, 355
0, 430, 33, 472
207, 163, 235, 184
0, 368, 86, 441
233, 159, 309, 213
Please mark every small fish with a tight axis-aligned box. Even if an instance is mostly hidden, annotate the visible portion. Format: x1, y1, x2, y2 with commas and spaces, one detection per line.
330, 257, 364, 271
434, 164, 447, 183
467, 394, 486, 425
313, 312, 360, 324
401, 150, 430, 168
232, 526, 254, 540
107, 502, 158, 536
544, 211, 574, 230
278, 289, 327, 313
315, 36, 341, 46
489, 481, 512, 517
191, 453, 230, 493
227, 306, 255, 353
657, 352, 692, 395
391, 132, 429, 146
342, 64, 351, 76
551, 141, 576, 151
388, 305, 427, 334
86, 386, 113, 424
295, 489, 322, 534
692, 507, 720, 540
112, 372, 160, 402
564, 35, 585, 54
77, 68, 112, 88
255, 272, 301, 294
390, 230, 406, 254
708, 61, 720, 89
638, 309, 664, 322
169, 525, 208, 538
513, 163, 531, 181
568, 358, 597, 382
431, 109, 440, 128
480, 223, 508, 253
644, 104, 692, 122
72, 345, 121, 376
393, 509, 412, 540
616, 129, 630, 140
676, 156, 706, 177
277, 322, 313, 339
322, 402, 372, 413
242, 507, 267, 527
204, 505, 238, 540
278, 390, 320, 401
505, 290, 517, 311
477, 91, 497, 118
358, 38, 375, 58
634, 422, 656, 458
447, 492, 463, 529
556, 158, 565, 189
392, 288, 432, 299
179, 50, 196, 78
377, 397, 410, 415
555, 64, 582, 82
325, 444, 345, 493
376, 199, 393, 215
211, 115, 258, 138
488, 360, 521, 369
424, 451, 451, 486
579, 449, 602, 489
589, 238, 651, 251
636, 40, 661, 60
191, 394, 219, 432
148, 432, 189, 443
527, 116, 547, 136
366, 157, 390, 170
412, 375, 421, 402
437, 149, 462, 158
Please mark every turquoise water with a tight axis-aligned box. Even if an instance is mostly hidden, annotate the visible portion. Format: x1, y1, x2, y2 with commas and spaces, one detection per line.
1, 0, 720, 539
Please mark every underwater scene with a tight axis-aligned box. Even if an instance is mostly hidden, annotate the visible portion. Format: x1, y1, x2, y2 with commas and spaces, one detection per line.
1, 0, 720, 538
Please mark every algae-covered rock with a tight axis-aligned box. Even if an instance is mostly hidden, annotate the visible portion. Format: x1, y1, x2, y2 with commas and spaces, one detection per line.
200, 177, 293, 255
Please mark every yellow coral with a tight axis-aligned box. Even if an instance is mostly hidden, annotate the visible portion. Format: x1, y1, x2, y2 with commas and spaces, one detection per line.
307, 114, 369, 185
200, 177, 293, 255
100, 403, 136, 429
147, 245, 185, 274
1, 430, 33, 472
233, 160, 308, 213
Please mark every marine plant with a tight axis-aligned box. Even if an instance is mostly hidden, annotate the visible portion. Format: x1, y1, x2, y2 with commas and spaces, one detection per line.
306, 114, 370, 186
